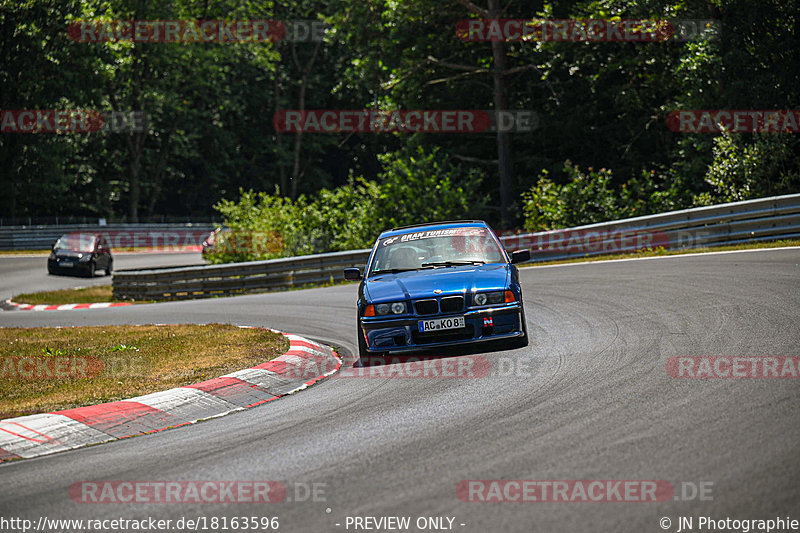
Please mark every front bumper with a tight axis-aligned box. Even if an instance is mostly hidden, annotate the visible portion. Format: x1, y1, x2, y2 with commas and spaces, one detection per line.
48, 258, 89, 274
360, 303, 524, 353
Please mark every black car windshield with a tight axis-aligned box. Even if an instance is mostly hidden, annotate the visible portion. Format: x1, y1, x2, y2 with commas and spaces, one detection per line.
370, 227, 505, 275
54, 234, 96, 252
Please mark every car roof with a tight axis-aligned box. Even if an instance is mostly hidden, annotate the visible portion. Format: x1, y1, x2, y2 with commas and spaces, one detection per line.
378, 220, 490, 239
58, 232, 100, 239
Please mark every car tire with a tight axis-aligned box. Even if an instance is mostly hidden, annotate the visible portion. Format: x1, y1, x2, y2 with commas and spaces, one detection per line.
105, 259, 113, 276
508, 308, 529, 349
85, 261, 96, 278
357, 318, 369, 359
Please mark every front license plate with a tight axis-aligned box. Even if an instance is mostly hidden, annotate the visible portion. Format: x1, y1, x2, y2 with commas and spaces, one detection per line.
418, 316, 465, 332
58, 261, 73, 267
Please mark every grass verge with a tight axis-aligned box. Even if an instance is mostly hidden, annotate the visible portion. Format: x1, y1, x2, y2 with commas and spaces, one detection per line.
0, 324, 288, 419
12, 278, 348, 305
520, 239, 800, 268
11, 285, 138, 305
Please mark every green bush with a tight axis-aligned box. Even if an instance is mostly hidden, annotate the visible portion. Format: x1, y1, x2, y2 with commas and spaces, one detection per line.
520, 172, 562, 231
695, 131, 800, 206
374, 145, 487, 229
207, 145, 487, 262
522, 162, 690, 231
306, 178, 384, 252
522, 162, 619, 231
207, 189, 313, 264
619, 169, 693, 218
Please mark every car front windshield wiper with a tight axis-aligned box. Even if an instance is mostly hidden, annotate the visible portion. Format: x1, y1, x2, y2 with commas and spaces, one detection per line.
420, 260, 485, 268
371, 267, 426, 275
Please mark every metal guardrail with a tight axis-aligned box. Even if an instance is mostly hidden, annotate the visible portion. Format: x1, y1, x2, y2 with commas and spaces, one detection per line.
112, 194, 800, 301
112, 249, 371, 301
0, 223, 216, 251
499, 193, 800, 262
0, 216, 219, 227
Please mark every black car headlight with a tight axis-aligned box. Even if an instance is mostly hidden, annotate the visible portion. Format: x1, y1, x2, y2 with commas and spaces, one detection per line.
78, 254, 91, 262
375, 302, 407, 315
473, 291, 505, 306
49, 252, 56, 260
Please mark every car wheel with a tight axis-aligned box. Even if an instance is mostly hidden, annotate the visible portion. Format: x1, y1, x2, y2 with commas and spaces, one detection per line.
508, 308, 529, 349
357, 319, 370, 359
105, 259, 113, 276
85, 261, 96, 278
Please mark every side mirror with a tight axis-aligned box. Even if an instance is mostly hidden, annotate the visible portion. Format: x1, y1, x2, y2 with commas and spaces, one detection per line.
343, 267, 362, 281
510, 249, 531, 264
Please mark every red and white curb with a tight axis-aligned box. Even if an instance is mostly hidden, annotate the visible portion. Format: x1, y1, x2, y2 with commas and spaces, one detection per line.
3, 299, 132, 311
0, 330, 340, 462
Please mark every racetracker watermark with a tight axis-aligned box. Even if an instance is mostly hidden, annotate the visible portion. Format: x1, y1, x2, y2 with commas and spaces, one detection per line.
667, 357, 800, 379
500, 229, 669, 257
68, 20, 329, 43
456, 19, 718, 42
666, 110, 800, 133
264, 355, 543, 380
210, 230, 284, 255
272, 110, 537, 133
69, 481, 287, 504
60, 230, 209, 252
0, 356, 103, 380
1, 110, 147, 133
456, 480, 675, 502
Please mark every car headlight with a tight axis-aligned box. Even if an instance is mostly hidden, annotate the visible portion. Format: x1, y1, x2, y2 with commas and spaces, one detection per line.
49, 252, 56, 260
78, 254, 91, 262
374, 302, 406, 315
474, 291, 505, 306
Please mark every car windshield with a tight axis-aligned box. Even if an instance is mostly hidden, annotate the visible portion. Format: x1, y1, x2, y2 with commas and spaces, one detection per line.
54, 234, 96, 252
370, 227, 505, 275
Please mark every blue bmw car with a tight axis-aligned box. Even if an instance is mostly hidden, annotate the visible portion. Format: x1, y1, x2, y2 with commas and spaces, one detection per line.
344, 220, 530, 359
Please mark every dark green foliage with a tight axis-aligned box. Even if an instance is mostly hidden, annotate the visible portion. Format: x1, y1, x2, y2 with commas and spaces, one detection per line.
522, 162, 693, 230
1, 0, 797, 231
207, 145, 487, 261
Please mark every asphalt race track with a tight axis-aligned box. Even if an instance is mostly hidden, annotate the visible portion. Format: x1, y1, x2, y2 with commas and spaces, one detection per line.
0, 248, 798, 532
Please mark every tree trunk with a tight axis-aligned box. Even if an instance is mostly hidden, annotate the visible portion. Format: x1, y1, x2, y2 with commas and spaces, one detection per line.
289, 39, 322, 200
488, 0, 514, 229
290, 79, 306, 200
275, 76, 288, 195
128, 169, 140, 221
145, 125, 175, 216
127, 43, 143, 222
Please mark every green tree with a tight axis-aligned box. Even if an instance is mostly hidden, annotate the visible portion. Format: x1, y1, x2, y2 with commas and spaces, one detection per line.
697, 131, 800, 205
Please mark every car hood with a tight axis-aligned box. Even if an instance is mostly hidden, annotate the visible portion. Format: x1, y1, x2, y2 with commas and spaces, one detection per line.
364, 263, 510, 302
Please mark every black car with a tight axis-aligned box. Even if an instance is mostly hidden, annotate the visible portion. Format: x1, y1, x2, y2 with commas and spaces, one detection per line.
47, 233, 113, 277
